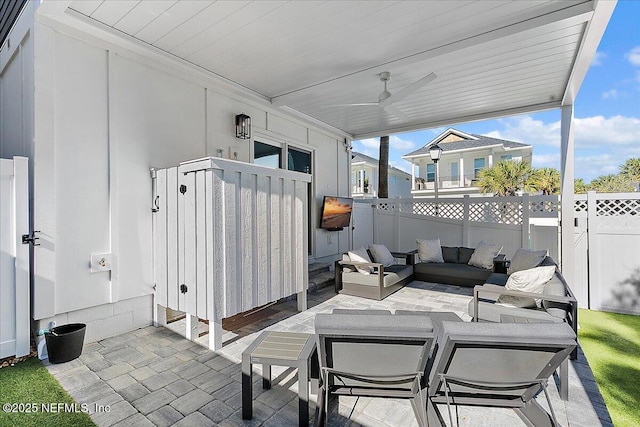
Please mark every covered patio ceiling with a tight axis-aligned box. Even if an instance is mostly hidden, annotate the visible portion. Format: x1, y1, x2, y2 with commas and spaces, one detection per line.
44, 0, 614, 140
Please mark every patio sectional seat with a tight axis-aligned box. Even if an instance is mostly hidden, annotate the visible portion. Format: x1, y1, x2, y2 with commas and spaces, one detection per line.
410, 246, 497, 287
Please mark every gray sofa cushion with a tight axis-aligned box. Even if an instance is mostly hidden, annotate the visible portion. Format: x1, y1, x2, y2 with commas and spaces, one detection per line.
342, 264, 413, 288
441, 246, 459, 263
458, 247, 475, 264
415, 262, 492, 284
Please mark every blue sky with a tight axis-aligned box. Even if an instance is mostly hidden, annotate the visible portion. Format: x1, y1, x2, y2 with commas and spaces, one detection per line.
353, 1, 640, 183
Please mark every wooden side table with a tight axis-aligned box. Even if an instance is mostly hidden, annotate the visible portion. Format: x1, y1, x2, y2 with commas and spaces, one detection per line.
242, 331, 317, 427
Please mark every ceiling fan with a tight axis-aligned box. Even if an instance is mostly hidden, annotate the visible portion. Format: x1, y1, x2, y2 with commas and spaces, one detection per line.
330, 71, 437, 121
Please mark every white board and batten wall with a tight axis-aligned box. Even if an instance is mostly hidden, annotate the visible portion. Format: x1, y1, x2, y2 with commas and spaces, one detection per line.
1, 3, 350, 343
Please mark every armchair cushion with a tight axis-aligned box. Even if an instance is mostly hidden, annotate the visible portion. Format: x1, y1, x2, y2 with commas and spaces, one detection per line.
368, 244, 395, 267
498, 265, 556, 308
507, 248, 547, 275
543, 276, 571, 319
468, 241, 503, 269
348, 247, 374, 275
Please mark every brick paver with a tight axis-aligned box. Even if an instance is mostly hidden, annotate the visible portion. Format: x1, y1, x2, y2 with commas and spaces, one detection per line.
43, 282, 611, 427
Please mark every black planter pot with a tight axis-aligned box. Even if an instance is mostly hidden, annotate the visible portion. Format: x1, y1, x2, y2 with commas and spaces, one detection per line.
45, 323, 86, 364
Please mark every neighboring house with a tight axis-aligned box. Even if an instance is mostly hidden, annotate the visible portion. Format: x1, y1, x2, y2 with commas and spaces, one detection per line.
403, 129, 533, 198
351, 152, 412, 199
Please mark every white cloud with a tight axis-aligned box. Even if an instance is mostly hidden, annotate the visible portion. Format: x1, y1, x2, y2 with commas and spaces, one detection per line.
354, 135, 416, 155
591, 51, 606, 67
625, 46, 640, 67
532, 153, 560, 169
486, 116, 560, 146
483, 115, 640, 149
602, 89, 618, 99
574, 115, 640, 147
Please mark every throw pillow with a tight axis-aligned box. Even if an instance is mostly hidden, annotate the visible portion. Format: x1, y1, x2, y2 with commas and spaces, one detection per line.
347, 247, 373, 275
458, 247, 475, 264
468, 241, 502, 269
441, 246, 459, 263
416, 238, 444, 263
497, 265, 557, 308
368, 244, 395, 267
508, 248, 547, 275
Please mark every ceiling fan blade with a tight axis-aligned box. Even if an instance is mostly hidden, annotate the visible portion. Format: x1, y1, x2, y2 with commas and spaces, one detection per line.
384, 104, 409, 121
380, 72, 437, 106
324, 102, 380, 107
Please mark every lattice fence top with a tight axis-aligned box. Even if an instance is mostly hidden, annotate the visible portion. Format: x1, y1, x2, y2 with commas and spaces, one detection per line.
373, 197, 536, 225
574, 199, 588, 213
596, 198, 640, 216
468, 200, 522, 225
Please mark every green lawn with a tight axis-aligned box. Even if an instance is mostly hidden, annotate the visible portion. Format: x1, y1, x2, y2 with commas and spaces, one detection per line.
578, 309, 640, 427
0, 358, 95, 427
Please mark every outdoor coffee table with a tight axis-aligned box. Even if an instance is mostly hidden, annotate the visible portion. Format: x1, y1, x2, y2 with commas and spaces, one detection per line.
242, 331, 317, 427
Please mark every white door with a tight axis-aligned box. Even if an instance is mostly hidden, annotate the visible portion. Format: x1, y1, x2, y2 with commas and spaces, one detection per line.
0, 157, 30, 358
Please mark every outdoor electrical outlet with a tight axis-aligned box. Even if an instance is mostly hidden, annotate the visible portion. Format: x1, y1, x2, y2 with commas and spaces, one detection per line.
90, 253, 113, 273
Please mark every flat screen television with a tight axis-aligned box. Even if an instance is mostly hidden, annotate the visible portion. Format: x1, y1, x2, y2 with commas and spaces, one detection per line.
320, 196, 353, 231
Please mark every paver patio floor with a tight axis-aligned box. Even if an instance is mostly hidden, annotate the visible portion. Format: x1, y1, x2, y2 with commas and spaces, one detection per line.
45, 281, 612, 426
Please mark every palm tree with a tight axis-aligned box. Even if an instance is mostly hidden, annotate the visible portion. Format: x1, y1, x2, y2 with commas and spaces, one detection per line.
620, 158, 640, 190
574, 178, 589, 194
476, 160, 533, 196
529, 167, 560, 195
378, 136, 389, 198
589, 174, 635, 193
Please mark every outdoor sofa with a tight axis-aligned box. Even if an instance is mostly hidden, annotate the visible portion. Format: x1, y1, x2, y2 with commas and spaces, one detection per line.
409, 245, 500, 287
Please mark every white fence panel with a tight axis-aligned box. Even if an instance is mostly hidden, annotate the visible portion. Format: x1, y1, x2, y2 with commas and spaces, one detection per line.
352, 201, 374, 250
154, 157, 311, 348
0, 157, 29, 358
530, 224, 560, 263
576, 192, 640, 314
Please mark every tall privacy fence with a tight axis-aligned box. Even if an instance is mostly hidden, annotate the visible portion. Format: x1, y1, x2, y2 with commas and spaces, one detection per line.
573, 192, 640, 315
353, 194, 559, 262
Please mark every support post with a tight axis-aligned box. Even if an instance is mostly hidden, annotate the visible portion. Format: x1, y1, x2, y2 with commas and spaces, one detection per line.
560, 105, 575, 286
459, 157, 465, 187
186, 313, 199, 341
153, 303, 167, 327
208, 320, 223, 350
297, 291, 307, 311
411, 162, 416, 191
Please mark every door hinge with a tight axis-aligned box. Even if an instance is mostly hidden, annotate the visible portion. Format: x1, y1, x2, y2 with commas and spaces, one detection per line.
180, 185, 187, 194
22, 231, 41, 246
180, 284, 188, 294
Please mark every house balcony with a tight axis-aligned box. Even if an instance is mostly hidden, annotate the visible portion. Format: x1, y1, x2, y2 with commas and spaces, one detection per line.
412, 174, 479, 196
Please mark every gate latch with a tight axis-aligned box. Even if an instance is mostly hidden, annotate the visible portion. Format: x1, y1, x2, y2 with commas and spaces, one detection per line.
180, 284, 188, 294
22, 231, 40, 246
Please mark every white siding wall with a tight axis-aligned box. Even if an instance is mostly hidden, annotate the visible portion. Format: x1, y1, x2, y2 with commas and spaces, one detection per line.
22, 15, 348, 339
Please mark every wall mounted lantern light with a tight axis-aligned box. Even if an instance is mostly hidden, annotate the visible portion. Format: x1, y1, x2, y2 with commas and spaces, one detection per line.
235, 113, 251, 139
